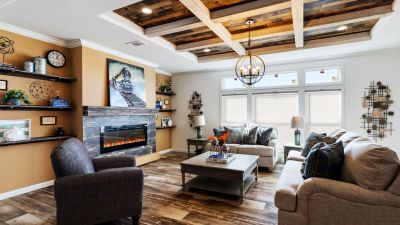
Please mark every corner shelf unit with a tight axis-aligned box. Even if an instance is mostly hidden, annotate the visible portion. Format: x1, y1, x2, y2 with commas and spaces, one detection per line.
0, 105, 74, 111
0, 135, 73, 147
156, 126, 176, 130
0, 69, 76, 83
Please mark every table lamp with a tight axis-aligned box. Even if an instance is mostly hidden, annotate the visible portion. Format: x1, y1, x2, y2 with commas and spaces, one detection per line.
193, 115, 206, 138
291, 116, 303, 145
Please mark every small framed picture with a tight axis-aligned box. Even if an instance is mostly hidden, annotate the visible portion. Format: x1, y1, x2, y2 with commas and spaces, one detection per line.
40, 116, 57, 125
0, 80, 7, 90
161, 117, 173, 127
164, 99, 170, 105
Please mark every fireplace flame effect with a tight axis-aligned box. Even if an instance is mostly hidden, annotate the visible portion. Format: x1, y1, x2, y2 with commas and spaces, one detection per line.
104, 137, 146, 148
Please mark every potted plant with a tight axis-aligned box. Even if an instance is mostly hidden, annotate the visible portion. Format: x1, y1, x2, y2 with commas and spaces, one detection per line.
3, 89, 32, 106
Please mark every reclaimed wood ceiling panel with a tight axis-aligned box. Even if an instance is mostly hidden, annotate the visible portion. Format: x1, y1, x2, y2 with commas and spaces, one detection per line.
241, 34, 295, 49
162, 26, 220, 46
201, 0, 258, 11
304, 19, 379, 41
114, 0, 194, 29
304, 0, 394, 21
223, 8, 293, 35
190, 45, 234, 57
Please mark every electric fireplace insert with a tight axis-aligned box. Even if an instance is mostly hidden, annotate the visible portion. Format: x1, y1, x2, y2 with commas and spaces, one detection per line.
100, 124, 147, 154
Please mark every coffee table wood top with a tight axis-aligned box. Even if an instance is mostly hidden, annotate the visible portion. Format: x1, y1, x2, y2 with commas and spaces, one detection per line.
181, 152, 259, 172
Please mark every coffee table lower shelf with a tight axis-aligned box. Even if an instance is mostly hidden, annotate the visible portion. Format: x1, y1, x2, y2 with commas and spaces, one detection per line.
185, 175, 256, 197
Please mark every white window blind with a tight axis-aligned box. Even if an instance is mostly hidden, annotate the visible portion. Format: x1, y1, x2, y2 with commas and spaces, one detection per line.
253, 92, 298, 144
305, 90, 342, 135
221, 95, 247, 125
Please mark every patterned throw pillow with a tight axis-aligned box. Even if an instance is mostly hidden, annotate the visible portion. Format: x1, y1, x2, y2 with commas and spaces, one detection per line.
224, 126, 242, 144
302, 141, 345, 180
213, 128, 225, 138
301, 132, 336, 157
242, 126, 258, 144
256, 127, 273, 146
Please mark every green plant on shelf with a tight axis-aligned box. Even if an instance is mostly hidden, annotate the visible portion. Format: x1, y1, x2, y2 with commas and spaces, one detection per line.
3, 89, 32, 106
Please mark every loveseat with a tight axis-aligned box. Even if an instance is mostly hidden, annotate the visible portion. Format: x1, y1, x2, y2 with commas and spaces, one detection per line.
274, 131, 400, 225
206, 126, 280, 170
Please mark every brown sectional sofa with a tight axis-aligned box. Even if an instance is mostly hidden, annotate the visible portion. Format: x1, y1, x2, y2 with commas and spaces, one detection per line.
274, 131, 400, 225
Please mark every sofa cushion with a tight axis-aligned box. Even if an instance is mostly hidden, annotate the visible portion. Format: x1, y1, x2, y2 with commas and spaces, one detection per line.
328, 128, 346, 139
287, 150, 306, 162
256, 127, 273, 146
236, 145, 274, 157
388, 170, 400, 196
337, 131, 361, 148
224, 126, 243, 144
213, 128, 225, 138
301, 132, 336, 157
341, 137, 400, 190
275, 160, 304, 212
302, 141, 344, 180
242, 126, 258, 145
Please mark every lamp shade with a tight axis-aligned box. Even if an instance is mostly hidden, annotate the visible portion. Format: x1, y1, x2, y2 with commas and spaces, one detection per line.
193, 115, 206, 127
291, 116, 303, 129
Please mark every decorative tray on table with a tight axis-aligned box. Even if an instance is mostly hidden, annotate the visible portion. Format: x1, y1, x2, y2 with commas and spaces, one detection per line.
206, 153, 236, 164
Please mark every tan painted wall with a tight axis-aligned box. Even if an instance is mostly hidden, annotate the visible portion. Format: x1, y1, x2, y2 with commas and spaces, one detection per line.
81, 47, 156, 107
0, 29, 73, 193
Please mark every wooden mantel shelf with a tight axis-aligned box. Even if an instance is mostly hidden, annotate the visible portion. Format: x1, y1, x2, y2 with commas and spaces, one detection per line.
0, 135, 72, 147
83, 106, 158, 116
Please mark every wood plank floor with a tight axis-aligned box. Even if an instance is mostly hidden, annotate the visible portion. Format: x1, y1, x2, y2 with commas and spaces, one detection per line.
0, 152, 282, 225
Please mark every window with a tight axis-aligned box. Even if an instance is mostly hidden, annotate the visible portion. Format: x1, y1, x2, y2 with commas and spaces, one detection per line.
221, 76, 245, 90
305, 68, 341, 84
221, 94, 247, 125
254, 72, 298, 88
305, 90, 342, 135
253, 92, 298, 144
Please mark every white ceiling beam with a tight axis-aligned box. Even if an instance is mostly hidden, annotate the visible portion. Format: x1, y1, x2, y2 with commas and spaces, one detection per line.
291, 0, 304, 48
179, 0, 246, 56
198, 31, 371, 63
144, 17, 203, 37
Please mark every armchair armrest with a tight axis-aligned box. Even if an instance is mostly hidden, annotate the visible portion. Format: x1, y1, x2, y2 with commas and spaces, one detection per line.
54, 167, 143, 225
297, 178, 400, 208
268, 139, 279, 148
92, 155, 136, 171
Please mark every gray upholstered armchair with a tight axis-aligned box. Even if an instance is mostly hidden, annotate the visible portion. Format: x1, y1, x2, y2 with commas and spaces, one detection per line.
50, 138, 143, 225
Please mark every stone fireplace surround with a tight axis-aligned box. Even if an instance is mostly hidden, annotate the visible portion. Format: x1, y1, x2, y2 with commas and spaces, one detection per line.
82, 106, 158, 157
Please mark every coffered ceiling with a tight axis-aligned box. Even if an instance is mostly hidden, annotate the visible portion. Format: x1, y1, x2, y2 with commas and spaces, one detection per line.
114, 0, 395, 62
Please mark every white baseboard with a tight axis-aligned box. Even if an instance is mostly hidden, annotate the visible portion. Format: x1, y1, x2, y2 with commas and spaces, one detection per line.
0, 180, 54, 200
159, 149, 173, 155
171, 148, 186, 153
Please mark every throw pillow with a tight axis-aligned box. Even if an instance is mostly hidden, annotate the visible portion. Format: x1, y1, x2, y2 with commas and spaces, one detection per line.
213, 128, 225, 138
337, 131, 361, 148
224, 126, 242, 144
301, 132, 336, 157
341, 137, 400, 190
242, 126, 258, 145
328, 128, 346, 139
302, 141, 344, 180
256, 127, 273, 146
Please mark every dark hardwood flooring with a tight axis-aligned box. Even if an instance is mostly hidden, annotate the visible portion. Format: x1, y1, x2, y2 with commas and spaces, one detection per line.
0, 152, 282, 225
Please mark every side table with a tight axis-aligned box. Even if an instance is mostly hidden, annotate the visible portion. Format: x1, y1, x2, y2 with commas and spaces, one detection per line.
283, 143, 303, 162
187, 137, 208, 158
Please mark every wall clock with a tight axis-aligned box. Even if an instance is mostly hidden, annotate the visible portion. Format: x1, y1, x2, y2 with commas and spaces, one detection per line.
46, 50, 66, 68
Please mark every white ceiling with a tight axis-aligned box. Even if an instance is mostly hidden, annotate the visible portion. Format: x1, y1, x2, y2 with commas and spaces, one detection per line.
0, 0, 399, 74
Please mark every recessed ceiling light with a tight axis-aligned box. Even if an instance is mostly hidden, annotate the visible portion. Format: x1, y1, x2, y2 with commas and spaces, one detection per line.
203, 48, 211, 53
337, 25, 348, 31
141, 7, 152, 14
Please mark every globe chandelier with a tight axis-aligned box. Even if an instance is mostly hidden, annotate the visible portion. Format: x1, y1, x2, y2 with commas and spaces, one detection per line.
235, 19, 266, 85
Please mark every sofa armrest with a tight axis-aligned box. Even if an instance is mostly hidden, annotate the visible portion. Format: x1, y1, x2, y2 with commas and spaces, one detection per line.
54, 167, 143, 225
92, 155, 136, 171
268, 139, 279, 148
297, 178, 400, 208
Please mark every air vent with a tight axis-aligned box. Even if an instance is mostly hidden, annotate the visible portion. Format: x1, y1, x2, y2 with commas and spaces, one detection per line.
125, 41, 144, 47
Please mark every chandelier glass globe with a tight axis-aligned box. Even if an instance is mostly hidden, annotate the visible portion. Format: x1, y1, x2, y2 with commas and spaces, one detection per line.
235, 19, 266, 85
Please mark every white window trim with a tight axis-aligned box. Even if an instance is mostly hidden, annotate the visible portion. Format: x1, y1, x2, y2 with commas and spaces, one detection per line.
219, 65, 345, 138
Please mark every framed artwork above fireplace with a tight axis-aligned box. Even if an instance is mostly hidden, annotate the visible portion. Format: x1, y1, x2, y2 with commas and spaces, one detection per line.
107, 59, 146, 108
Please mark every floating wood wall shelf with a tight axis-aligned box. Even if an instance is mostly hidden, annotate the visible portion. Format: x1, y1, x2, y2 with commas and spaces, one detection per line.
0, 69, 76, 83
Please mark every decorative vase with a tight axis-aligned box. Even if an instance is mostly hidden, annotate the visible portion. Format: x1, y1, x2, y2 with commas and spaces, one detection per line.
55, 127, 65, 136
7, 98, 21, 106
